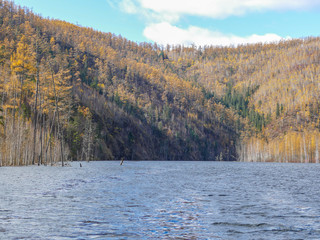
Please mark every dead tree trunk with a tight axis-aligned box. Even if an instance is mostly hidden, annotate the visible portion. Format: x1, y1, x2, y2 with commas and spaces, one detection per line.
49, 61, 64, 166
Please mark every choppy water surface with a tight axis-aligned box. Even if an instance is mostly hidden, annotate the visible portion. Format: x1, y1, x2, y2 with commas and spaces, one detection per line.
1, 161, 320, 239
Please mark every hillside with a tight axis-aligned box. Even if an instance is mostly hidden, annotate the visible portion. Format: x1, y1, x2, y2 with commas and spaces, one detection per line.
0, 0, 320, 165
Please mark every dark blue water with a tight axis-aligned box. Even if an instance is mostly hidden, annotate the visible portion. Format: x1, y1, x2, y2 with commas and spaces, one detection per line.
0, 161, 320, 239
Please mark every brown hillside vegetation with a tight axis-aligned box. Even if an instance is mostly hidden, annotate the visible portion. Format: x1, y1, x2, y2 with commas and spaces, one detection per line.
0, 0, 320, 165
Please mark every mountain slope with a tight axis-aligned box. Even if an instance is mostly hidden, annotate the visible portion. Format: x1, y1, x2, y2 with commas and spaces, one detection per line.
0, 0, 239, 165
1, 1, 320, 165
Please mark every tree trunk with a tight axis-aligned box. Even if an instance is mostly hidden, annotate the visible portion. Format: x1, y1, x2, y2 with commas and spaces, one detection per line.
32, 57, 40, 165
316, 137, 319, 164
49, 61, 64, 166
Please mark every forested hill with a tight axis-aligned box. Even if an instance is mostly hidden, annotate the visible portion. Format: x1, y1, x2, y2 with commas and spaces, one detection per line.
1, 1, 320, 165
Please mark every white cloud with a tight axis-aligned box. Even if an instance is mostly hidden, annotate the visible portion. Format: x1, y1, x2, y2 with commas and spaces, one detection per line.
119, 0, 139, 14
112, 0, 300, 46
122, 0, 320, 20
112, 0, 179, 23
144, 22, 289, 46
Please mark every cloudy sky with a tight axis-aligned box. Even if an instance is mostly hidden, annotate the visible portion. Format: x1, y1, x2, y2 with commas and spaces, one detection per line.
13, 0, 320, 46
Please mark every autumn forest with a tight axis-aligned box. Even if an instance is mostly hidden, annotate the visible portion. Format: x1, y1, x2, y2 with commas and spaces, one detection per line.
1, 0, 320, 165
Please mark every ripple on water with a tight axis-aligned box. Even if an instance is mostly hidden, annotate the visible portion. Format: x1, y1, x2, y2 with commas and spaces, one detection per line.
1, 161, 320, 239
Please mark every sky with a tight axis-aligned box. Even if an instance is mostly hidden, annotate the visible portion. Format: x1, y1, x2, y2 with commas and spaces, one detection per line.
13, 0, 320, 47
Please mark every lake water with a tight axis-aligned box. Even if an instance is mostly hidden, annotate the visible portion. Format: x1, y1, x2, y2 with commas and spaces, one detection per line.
0, 161, 320, 239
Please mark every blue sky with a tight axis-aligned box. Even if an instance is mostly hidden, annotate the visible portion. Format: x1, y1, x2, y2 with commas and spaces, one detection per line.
13, 0, 320, 46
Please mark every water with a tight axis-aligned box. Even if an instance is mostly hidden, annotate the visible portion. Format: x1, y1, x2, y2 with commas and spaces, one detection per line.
0, 161, 320, 239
